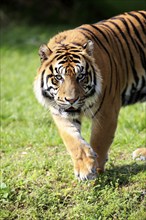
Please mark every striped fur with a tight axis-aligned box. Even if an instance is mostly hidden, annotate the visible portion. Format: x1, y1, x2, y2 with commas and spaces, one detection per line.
34, 11, 146, 180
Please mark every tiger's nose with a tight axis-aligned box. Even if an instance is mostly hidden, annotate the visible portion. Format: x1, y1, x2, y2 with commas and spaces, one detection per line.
65, 97, 79, 104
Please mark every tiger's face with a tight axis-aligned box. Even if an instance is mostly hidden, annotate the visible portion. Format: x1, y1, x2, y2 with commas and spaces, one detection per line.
34, 41, 102, 118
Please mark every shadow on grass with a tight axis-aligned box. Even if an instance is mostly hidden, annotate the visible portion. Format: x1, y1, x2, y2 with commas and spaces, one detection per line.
94, 162, 146, 188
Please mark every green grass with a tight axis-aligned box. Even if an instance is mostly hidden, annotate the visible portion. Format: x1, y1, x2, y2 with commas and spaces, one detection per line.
1, 23, 146, 220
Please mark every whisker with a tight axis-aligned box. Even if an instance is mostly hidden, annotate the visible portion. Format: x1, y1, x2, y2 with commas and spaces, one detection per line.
84, 104, 102, 129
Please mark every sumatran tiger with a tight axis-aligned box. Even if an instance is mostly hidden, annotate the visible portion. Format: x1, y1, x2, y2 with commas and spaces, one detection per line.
34, 11, 146, 181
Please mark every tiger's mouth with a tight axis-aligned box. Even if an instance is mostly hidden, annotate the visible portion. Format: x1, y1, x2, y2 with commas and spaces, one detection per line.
64, 106, 81, 113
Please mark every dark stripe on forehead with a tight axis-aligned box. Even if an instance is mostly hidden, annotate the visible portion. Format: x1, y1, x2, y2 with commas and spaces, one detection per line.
72, 60, 80, 64
69, 49, 81, 53
58, 60, 67, 65
56, 53, 80, 60
56, 54, 66, 60
72, 54, 80, 59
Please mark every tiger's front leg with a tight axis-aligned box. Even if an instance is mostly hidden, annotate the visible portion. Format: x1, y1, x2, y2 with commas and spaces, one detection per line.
90, 105, 120, 173
52, 114, 97, 180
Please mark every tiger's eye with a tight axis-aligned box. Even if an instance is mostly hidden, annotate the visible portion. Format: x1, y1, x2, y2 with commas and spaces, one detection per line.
77, 74, 85, 80
55, 75, 63, 81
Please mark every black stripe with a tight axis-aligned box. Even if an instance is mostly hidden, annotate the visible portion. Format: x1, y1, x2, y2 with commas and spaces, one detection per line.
135, 77, 146, 102
138, 11, 146, 19
73, 119, 81, 125
109, 62, 113, 94
141, 76, 146, 88
119, 18, 139, 52
130, 60, 140, 85
127, 83, 136, 104
77, 29, 90, 39
121, 84, 128, 106
72, 54, 80, 59
69, 49, 81, 52
98, 24, 122, 95
85, 86, 96, 98
47, 86, 57, 91
72, 60, 80, 64
85, 61, 89, 72
85, 62, 97, 87
102, 23, 129, 83
109, 21, 139, 84
92, 88, 106, 118
92, 68, 97, 86
127, 12, 146, 35
85, 62, 96, 86
112, 59, 119, 103
58, 60, 66, 64
41, 70, 45, 88
127, 18, 145, 47
90, 24, 110, 44
42, 89, 54, 100
79, 27, 113, 93
122, 75, 146, 106
49, 65, 53, 73
71, 42, 83, 47
128, 78, 146, 104
93, 24, 119, 94
79, 27, 111, 57
135, 40, 146, 71
109, 21, 134, 57
46, 74, 53, 84
56, 53, 80, 63
55, 67, 58, 73
56, 54, 66, 60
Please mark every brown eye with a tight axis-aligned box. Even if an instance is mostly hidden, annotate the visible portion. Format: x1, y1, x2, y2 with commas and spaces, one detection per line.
55, 75, 63, 81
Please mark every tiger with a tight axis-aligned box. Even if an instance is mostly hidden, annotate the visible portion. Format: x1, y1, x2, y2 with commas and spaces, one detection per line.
34, 11, 146, 181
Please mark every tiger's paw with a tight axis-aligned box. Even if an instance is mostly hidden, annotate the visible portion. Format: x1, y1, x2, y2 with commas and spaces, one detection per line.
132, 148, 146, 161
73, 147, 98, 181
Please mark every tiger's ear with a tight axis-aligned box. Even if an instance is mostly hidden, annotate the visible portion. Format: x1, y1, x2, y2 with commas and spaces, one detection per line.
39, 44, 52, 63
83, 40, 94, 56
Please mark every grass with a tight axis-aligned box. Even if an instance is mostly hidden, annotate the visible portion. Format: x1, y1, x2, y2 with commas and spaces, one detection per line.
1, 23, 146, 220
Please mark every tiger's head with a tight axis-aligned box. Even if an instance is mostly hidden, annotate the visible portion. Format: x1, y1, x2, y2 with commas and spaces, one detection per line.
34, 38, 102, 118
